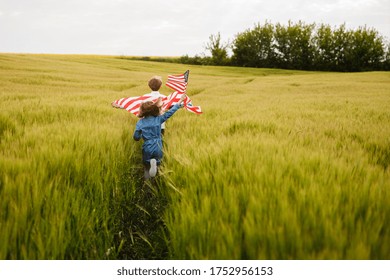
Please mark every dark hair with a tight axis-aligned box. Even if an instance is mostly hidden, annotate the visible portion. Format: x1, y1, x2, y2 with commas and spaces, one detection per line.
148, 76, 162, 91
138, 101, 160, 118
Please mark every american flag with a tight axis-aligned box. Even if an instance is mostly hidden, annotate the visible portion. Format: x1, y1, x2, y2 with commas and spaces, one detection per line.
111, 95, 152, 115
165, 70, 189, 93
111, 70, 202, 116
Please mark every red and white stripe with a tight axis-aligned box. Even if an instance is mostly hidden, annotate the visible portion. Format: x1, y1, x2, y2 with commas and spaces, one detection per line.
111, 95, 168, 116
166, 73, 188, 93
163, 91, 202, 114
111, 71, 202, 116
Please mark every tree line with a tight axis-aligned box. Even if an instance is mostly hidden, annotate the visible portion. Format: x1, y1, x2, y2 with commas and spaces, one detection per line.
179, 21, 390, 72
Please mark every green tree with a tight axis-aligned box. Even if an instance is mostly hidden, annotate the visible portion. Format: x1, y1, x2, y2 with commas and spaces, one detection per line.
204, 32, 230, 65
194, 21, 389, 71
232, 22, 276, 67
350, 26, 385, 71
274, 20, 315, 70
382, 42, 390, 70
331, 24, 354, 71
313, 23, 336, 71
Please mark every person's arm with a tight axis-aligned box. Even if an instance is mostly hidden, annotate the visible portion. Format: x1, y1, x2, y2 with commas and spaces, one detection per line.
159, 94, 186, 124
133, 121, 142, 141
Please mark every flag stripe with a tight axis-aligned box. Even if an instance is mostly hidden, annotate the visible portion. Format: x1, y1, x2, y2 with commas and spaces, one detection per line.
163, 91, 203, 115
111, 70, 202, 116
165, 81, 187, 93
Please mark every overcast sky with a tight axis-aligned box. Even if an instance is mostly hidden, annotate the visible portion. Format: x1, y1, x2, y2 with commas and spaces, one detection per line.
0, 0, 389, 56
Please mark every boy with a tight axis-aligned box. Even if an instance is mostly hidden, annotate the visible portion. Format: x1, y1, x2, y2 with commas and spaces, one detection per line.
133, 94, 187, 179
143, 76, 167, 134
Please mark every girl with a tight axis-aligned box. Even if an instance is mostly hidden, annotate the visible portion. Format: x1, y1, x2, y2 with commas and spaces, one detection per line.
133, 94, 186, 179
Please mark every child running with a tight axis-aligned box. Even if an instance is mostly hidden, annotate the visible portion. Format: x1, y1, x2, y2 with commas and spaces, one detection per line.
133, 94, 187, 179
143, 76, 167, 134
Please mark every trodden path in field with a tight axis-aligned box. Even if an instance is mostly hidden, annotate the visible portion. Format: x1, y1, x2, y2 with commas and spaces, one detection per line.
111, 161, 171, 259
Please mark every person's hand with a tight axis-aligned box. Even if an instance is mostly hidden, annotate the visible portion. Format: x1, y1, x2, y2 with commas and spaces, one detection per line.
179, 94, 187, 104
155, 97, 163, 108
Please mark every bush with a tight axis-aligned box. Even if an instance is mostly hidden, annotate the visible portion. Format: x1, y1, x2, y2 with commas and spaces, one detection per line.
231, 21, 388, 72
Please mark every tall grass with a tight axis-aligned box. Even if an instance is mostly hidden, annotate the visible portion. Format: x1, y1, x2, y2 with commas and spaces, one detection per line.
163, 71, 390, 259
0, 54, 176, 259
1, 54, 389, 259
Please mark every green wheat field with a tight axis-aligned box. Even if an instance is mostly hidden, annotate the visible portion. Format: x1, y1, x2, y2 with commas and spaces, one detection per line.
0, 54, 389, 260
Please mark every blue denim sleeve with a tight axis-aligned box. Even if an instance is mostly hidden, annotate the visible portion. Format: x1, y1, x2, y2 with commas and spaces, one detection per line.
133, 121, 142, 141
159, 103, 182, 124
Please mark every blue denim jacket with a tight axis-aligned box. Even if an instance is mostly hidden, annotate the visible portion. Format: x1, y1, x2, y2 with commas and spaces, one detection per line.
133, 103, 182, 164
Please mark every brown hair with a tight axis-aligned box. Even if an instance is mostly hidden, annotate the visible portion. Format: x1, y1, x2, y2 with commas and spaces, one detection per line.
148, 76, 162, 91
138, 101, 160, 118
